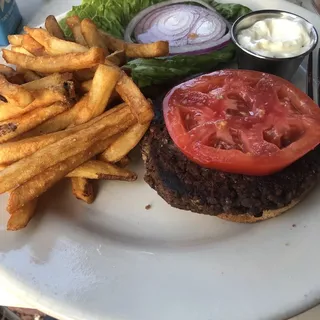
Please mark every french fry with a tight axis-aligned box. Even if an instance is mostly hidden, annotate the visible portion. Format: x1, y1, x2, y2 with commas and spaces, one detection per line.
80, 79, 92, 93
0, 74, 34, 108
22, 34, 46, 56
99, 30, 126, 51
8, 34, 24, 46
7, 198, 38, 231
105, 50, 126, 66
11, 46, 34, 56
0, 64, 16, 77
81, 19, 109, 55
0, 102, 67, 143
23, 70, 41, 82
45, 15, 65, 40
74, 68, 95, 81
24, 95, 88, 136
0, 105, 135, 194
125, 41, 169, 58
66, 16, 87, 46
2, 47, 105, 73
0, 88, 70, 122
71, 177, 94, 204
7, 135, 123, 211
22, 73, 73, 90
45, 36, 88, 55
99, 30, 169, 58
6, 73, 25, 85
100, 121, 150, 163
74, 64, 120, 124
116, 156, 130, 168
67, 160, 137, 181
116, 72, 154, 124
24, 26, 51, 47
0, 104, 123, 164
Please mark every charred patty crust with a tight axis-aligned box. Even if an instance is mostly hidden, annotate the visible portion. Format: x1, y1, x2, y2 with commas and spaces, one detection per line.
141, 107, 320, 221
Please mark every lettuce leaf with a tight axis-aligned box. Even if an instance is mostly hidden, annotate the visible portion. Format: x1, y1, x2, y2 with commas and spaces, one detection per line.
60, 0, 251, 87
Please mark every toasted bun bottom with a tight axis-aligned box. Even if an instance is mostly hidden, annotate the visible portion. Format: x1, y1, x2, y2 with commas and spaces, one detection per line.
217, 183, 316, 223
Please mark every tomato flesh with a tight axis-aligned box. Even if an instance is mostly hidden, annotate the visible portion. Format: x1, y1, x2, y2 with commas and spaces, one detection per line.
163, 70, 320, 175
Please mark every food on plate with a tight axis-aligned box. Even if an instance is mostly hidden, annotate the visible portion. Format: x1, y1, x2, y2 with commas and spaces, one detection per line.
0, 102, 67, 143
45, 15, 66, 40
116, 73, 154, 124
125, 2, 230, 55
81, 18, 110, 54
237, 16, 313, 58
231, 10, 318, 80
66, 16, 88, 46
71, 177, 95, 204
8, 34, 23, 46
7, 199, 38, 231
2, 47, 105, 73
74, 64, 121, 124
0, 74, 34, 108
1, 14, 160, 230
100, 121, 150, 163
141, 70, 320, 222
21, 34, 46, 56
61, 0, 251, 87
66, 160, 137, 181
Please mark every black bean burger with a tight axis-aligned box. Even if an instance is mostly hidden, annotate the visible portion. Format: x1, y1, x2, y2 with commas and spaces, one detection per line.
141, 70, 320, 222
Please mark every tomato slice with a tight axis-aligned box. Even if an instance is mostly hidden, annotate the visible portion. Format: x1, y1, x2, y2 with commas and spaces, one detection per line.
163, 69, 320, 176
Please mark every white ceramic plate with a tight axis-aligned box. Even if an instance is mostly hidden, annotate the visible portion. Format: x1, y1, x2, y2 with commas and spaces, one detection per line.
1, 1, 320, 319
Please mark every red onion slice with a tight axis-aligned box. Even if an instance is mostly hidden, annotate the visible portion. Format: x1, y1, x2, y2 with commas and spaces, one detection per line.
124, 0, 231, 55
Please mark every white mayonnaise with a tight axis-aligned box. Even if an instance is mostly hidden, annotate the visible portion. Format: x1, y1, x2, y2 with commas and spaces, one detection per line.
237, 17, 312, 58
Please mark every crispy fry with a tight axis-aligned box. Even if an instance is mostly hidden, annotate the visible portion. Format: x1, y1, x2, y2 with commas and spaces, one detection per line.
80, 79, 92, 93
0, 88, 70, 122
0, 64, 16, 77
2, 47, 105, 73
100, 121, 150, 162
99, 30, 126, 51
23, 70, 41, 82
0, 74, 34, 108
11, 46, 34, 56
7, 198, 38, 231
8, 34, 24, 46
99, 30, 169, 58
45, 15, 65, 40
66, 16, 87, 46
7, 135, 122, 211
22, 73, 73, 90
81, 19, 109, 55
74, 68, 95, 81
105, 50, 126, 66
25, 95, 88, 136
6, 73, 25, 85
22, 34, 46, 56
45, 36, 88, 55
0, 106, 125, 165
0, 104, 124, 164
24, 26, 51, 47
0, 105, 134, 194
116, 156, 130, 168
125, 41, 169, 58
71, 177, 95, 204
0, 102, 67, 143
67, 160, 137, 181
74, 64, 120, 124
116, 72, 154, 124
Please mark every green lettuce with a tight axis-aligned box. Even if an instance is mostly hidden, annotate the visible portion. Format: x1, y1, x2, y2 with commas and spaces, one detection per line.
60, 0, 251, 87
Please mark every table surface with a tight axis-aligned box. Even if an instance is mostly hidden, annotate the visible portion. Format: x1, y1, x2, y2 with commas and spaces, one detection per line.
1, 0, 319, 319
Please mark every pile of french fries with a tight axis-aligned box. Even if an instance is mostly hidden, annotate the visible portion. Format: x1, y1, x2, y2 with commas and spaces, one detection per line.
0, 15, 169, 231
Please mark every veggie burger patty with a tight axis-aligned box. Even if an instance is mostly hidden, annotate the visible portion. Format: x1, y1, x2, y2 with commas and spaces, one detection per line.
141, 105, 320, 222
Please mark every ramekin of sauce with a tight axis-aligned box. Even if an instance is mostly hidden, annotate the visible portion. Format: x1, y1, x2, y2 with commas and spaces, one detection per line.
231, 10, 318, 80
